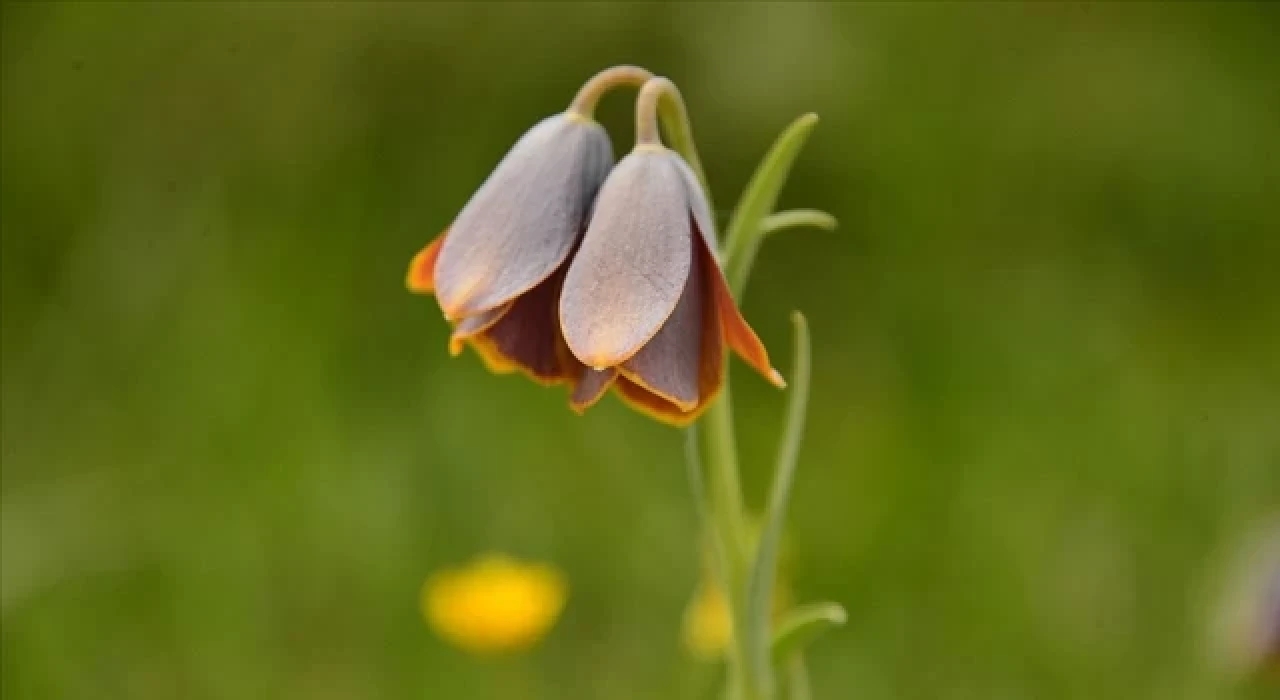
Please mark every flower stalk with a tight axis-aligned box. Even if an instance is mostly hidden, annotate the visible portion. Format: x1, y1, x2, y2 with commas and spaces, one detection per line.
640, 76, 758, 699
567, 65, 654, 119
647, 84, 838, 699
635, 78, 713, 212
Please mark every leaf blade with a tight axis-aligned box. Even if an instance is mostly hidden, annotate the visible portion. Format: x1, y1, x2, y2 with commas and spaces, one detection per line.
744, 311, 813, 693
759, 209, 838, 237
771, 602, 848, 667
722, 114, 820, 298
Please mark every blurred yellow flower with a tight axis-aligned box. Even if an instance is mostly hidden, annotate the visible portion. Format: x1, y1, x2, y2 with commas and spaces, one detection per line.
422, 553, 567, 654
681, 578, 791, 660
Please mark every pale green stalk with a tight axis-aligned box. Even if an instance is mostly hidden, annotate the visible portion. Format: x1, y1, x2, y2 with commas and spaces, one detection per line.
745, 312, 811, 693
642, 75, 757, 700
644, 77, 839, 700
566, 65, 654, 119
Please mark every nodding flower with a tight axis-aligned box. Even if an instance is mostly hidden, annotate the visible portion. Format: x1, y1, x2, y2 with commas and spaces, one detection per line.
407, 66, 652, 387
559, 77, 785, 425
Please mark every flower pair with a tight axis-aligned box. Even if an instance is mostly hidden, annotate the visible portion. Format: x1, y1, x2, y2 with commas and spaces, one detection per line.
407, 70, 783, 425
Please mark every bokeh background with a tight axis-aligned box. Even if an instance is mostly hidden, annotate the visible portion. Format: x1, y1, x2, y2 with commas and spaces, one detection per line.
3, 2, 1279, 699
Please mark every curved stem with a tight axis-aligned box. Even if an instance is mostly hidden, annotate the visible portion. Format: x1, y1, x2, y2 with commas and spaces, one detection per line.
635, 77, 714, 217
566, 65, 653, 119
640, 76, 755, 698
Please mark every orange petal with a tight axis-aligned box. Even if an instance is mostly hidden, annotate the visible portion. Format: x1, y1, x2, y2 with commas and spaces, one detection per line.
613, 377, 702, 427
406, 230, 447, 294
465, 332, 520, 375
698, 237, 786, 389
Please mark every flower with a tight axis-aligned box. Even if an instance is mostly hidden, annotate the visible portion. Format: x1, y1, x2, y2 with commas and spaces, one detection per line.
406, 111, 613, 386
559, 145, 786, 425
421, 553, 568, 655
682, 577, 733, 660
681, 577, 791, 660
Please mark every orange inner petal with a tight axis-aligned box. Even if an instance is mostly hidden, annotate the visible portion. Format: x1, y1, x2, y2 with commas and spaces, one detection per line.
406, 230, 447, 294
613, 377, 701, 427
616, 365, 699, 413
700, 243, 786, 389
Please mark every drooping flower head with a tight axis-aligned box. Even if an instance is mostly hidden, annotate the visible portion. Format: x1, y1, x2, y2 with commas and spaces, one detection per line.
559, 78, 785, 425
407, 67, 652, 387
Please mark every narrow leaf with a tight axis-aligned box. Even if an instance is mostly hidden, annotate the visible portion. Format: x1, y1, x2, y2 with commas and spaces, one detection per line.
744, 311, 813, 694
759, 209, 838, 237
722, 114, 820, 298
771, 602, 848, 666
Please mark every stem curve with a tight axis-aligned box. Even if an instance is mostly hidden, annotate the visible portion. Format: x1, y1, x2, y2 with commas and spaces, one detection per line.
567, 65, 654, 119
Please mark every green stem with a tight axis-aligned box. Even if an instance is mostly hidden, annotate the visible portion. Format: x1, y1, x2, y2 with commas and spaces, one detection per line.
702, 385, 757, 700
644, 76, 757, 700
635, 77, 714, 218
566, 65, 654, 119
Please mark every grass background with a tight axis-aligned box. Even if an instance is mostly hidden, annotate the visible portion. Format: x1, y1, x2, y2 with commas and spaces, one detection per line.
3, 2, 1278, 698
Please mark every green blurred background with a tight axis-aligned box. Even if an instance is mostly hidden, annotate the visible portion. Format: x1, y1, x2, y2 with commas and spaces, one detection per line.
3, 2, 1279, 698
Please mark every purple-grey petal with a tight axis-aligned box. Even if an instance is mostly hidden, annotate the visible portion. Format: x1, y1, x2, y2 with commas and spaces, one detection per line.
570, 367, 617, 411
619, 238, 703, 410
454, 304, 510, 338
671, 155, 719, 256
435, 114, 613, 319
560, 150, 692, 368
449, 303, 511, 355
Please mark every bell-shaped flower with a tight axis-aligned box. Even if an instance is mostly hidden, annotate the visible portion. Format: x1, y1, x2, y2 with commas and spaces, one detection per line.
407, 113, 613, 385
559, 146, 785, 425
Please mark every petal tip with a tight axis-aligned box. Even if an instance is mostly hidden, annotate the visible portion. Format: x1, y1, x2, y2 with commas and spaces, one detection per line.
406, 233, 447, 295
572, 349, 621, 373
406, 258, 433, 295
768, 369, 787, 389
439, 299, 465, 323
440, 296, 483, 323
